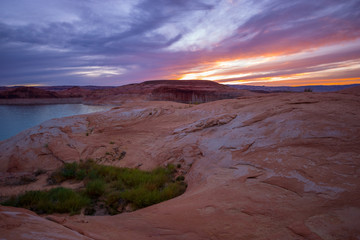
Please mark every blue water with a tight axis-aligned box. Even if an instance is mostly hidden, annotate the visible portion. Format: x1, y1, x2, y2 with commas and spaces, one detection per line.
0, 104, 110, 141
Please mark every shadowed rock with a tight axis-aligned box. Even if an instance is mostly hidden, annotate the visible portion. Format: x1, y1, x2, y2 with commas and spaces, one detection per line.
0, 87, 60, 99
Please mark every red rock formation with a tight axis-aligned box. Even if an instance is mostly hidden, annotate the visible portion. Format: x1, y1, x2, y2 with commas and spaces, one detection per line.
0, 87, 60, 99
0, 80, 250, 104
1, 90, 360, 239
57, 86, 92, 98
0, 86, 94, 99
339, 85, 360, 96
85, 80, 250, 104
0, 206, 92, 240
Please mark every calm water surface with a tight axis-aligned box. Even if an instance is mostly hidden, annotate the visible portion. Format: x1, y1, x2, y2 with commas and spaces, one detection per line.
0, 104, 110, 141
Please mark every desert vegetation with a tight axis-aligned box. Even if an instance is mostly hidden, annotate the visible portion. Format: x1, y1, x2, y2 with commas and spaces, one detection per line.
2, 160, 187, 215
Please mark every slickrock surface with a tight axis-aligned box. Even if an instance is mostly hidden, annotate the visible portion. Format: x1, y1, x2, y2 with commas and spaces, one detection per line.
339, 85, 360, 96
1, 90, 360, 239
0, 206, 92, 240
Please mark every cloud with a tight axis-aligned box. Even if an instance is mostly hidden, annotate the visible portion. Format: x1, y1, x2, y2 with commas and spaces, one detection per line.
0, 0, 359, 86
217, 0, 360, 57
176, 0, 360, 85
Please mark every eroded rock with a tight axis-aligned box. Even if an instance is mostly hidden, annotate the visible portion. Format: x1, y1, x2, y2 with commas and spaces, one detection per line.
1, 91, 360, 239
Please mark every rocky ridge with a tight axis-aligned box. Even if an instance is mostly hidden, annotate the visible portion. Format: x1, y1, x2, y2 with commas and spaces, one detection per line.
0, 80, 250, 105
0, 86, 60, 99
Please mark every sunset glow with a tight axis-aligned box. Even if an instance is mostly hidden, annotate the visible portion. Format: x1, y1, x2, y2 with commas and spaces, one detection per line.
178, 39, 360, 86
0, 0, 359, 86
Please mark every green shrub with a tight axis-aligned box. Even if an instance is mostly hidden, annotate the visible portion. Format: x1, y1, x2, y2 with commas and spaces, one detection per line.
88, 169, 98, 180
120, 186, 159, 208
110, 179, 125, 191
2, 187, 90, 214
105, 191, 122, 206
86, 179, 106, 197
75, 169, 86, 180
61, 162, 78, 179
47, 188, 90, 214
5, 160, 187, 215
166, 164, 176, 173
105, 191, 123, 214
119, 168, 167, 188
48, 162, 80, 184
120, 182, 186, 209
161, 182, 186, 199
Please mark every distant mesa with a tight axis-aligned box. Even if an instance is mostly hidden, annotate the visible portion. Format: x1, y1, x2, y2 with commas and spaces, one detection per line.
1, 80, 358, 104
85, 80, 250, 104
147, 80, 243, 103
57, 86, 92, 98
0, 86, 60, 99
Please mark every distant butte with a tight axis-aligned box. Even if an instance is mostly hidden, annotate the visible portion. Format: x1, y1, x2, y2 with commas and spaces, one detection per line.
84, 80, 252, 104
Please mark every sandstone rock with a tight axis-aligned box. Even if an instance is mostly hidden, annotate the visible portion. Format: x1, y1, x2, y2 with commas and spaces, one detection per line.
1, 90, 360, 239
85, 80, 251, 104
173, 114, 237, 134
0, 206, 92, 240
339, 85, 360, 96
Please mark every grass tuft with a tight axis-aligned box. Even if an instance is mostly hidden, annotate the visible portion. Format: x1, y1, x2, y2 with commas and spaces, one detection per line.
3, 160, 186, 215
2, 187, 90, 215
86, 179, 106, 197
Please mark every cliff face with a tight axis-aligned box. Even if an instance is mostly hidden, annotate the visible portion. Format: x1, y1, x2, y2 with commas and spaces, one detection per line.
149, 86, 237, 103
1, 90, 359, 239
148, 81, 242, 103
85, 80, 249, 104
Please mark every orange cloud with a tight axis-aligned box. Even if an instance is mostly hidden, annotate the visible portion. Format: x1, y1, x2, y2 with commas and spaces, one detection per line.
176, 39, 360, 86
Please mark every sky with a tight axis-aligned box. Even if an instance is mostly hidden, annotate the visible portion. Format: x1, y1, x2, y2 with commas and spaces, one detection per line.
0, 0, 359, 86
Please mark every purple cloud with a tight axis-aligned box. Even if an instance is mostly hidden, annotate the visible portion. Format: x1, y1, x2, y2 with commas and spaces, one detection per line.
0, 0, 359, 86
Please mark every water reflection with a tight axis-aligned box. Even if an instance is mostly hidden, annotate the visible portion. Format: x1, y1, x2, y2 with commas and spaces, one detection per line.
0, 104, 110, 141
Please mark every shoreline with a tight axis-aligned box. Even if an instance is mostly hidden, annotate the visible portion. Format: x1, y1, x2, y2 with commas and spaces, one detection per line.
0, 98, 83, 105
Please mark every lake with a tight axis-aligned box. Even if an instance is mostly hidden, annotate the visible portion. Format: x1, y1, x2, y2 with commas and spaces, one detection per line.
0, 104, 111, 141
